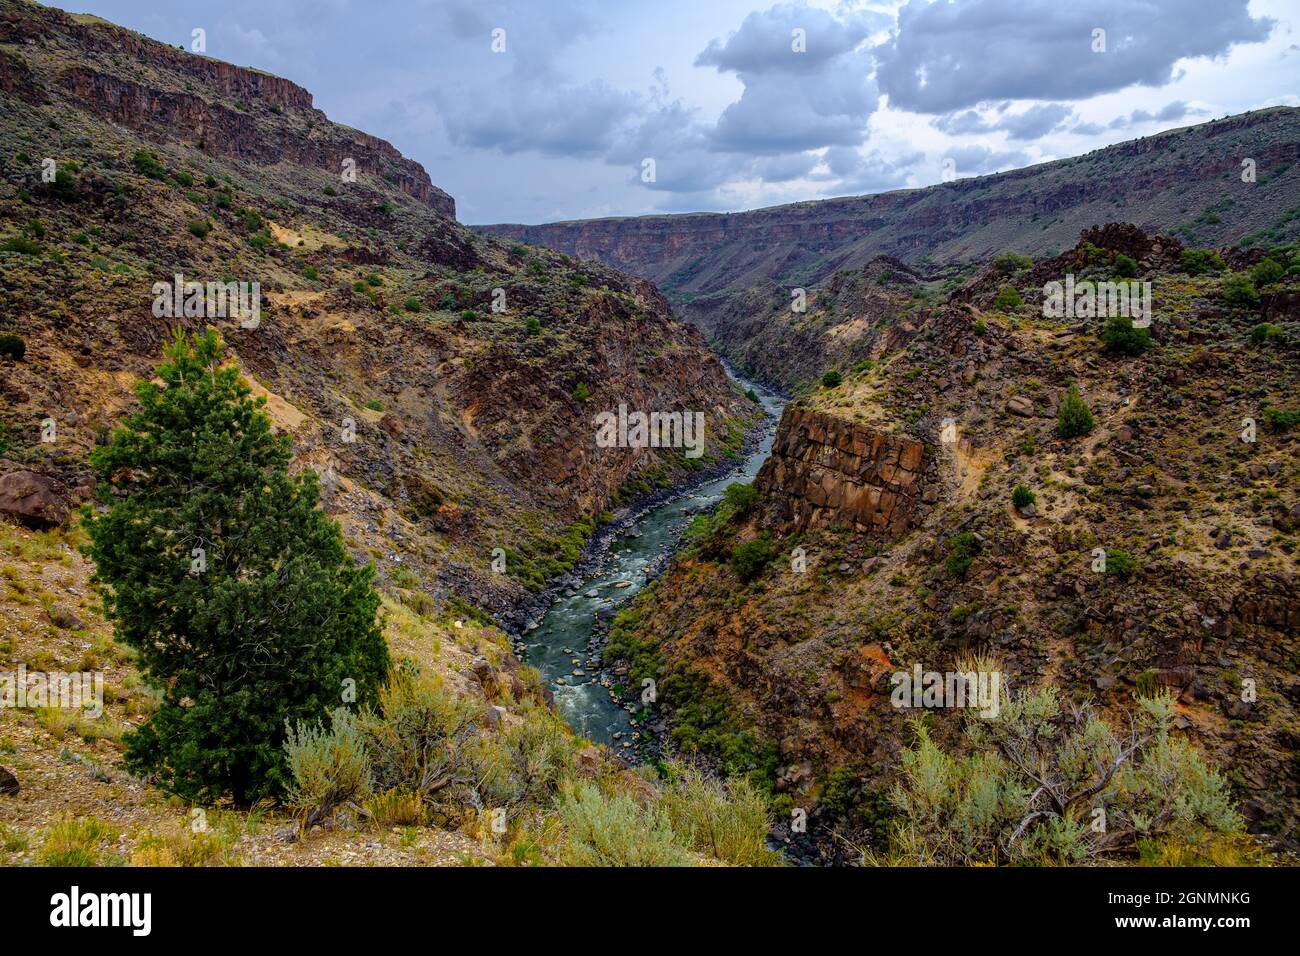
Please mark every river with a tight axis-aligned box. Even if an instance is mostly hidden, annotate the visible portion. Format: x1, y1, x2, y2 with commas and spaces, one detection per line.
517, 370, 786, 751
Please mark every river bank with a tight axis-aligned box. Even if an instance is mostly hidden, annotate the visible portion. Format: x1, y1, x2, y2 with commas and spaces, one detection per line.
500, 368, 786, 757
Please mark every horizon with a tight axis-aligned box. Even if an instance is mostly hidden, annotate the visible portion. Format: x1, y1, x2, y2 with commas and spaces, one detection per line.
45, 0, 1300, 225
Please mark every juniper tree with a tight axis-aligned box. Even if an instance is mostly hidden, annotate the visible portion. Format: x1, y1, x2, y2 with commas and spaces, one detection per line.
83, 328, 389, 803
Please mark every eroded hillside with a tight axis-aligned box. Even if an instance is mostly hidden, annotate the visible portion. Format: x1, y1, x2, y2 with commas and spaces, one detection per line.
0, 0, 757, 616
606, 225, 1300, 862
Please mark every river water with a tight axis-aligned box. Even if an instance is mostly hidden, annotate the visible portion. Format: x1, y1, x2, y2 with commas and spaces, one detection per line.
518, 371, 786, 749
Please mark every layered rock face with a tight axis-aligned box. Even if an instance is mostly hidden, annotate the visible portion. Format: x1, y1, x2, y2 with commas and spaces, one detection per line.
755, 406, 927, 538
0, 2, 454, 218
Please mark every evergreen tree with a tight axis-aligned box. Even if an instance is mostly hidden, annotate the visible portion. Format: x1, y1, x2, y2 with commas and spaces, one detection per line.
83, 329, 389, 802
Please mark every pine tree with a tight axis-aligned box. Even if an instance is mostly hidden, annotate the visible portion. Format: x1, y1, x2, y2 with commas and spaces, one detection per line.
1056, 384, 1095, 439
83, 328, 389, 802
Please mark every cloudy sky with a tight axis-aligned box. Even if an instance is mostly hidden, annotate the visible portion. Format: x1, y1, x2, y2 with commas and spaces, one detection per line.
61, 0, 1299, 224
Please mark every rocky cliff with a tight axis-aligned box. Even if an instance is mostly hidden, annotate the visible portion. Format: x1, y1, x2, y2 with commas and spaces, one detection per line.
755, 406, 929, 538
0, 2, 454, 217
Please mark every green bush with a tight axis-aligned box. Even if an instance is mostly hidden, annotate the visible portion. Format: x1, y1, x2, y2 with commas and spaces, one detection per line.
1180, 248, 1225, 276
1249, 323, 1283, 346
131, 150, 166, 180
887, 688, 1242, 865
1112, 254, 1138, 278
994, 252, 1032, 275
1250, 257, 1284, 287
1099, 314, 1152, 356
524, 317, 541, 336
555, 781, 694, 866
284, 707, 372, 823
944, 531, 979, 579
83, 329, 389, 803
661, 765, 780, 866
722, 481, 760, 517
1103, 548, 1138, 579
49, 167, 79, 203
1220, 273, 1259, 308
571, 383, 591, 402
187, 219, 212, 238
1056, 384, 1094, 439
993, 284, 1022, 310
973, 318, 987, 336
403, 297, 421, 312
1011, 484, 1036, 509
1261, 405, 1300, 431
1, 236, 41, 255
731, 533, 775, 582
821, 370, 843, 388
0, 333, 24, 361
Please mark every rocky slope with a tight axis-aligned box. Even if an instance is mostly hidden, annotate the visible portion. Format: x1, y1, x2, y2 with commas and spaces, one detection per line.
606, 224, 1300, 861
478, 107, 1300, 382
0, 0, 757, 617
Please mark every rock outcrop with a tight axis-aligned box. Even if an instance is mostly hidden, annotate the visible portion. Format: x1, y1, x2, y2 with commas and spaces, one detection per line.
756, 406, 927, 538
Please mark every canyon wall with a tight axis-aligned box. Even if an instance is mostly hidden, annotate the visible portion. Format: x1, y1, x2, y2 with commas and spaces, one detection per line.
755, 405, 929, 538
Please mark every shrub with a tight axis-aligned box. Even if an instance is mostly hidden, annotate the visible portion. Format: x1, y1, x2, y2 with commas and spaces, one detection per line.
731, 533, 775, 583
994, 252, 1032, 275
1056, 385, 1094, 439
83, 329, 389, 802
1220, 273, 1259, 308
1, 236, 41, 255
302, 265, 319, 281
49, 167, 78, 203
1112, 254, 1138, 278
1261, 406, 1300, 432
403, 297, 421, 312
1103, 548, 1138, 579
174, 170, 194, 187
1250, 257, 1284, 287
944, 531, 979, 579
38, 817, 119, 867
887, 689, 1242, 865
131, 150, 166, 179
555, 781, 694, 866
323, 185, 337, 197
187, 219, 212, 238
821, 370, 843, 388
1099, 314, 1152, 356
461, 309, 477, 321
993, 284, 1022, 310
722, 481, 760, 517
572, 383, 591, 402
661, 765, 779, 866
524, 317, 541, 336
973, 318, 987, 336
284, 708, 372, 825
0, 333, 24, 361
1249, 323, 1283, 346
357, 672, 482, 804
1180, 248, 1225, 275
1011, 484, 1036, 509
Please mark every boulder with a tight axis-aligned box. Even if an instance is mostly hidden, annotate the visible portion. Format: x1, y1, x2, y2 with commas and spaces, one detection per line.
0, 470, 70, 529
0, 765, 18, 796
